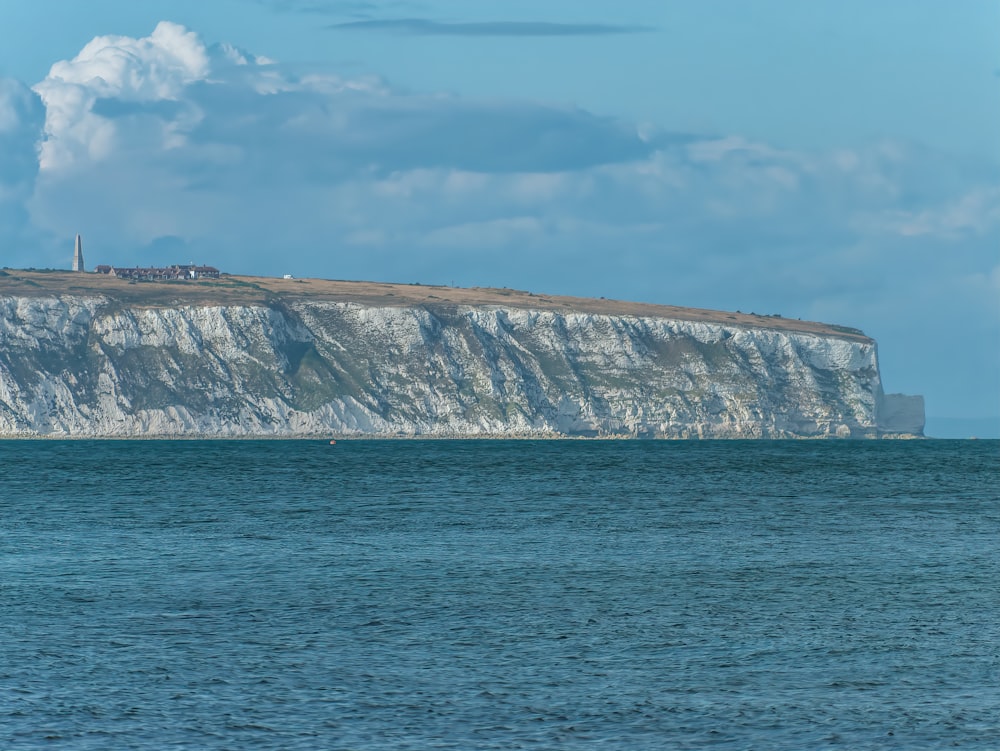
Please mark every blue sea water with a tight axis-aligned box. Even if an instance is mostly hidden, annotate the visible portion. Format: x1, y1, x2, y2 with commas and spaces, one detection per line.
1, 439, 998, 750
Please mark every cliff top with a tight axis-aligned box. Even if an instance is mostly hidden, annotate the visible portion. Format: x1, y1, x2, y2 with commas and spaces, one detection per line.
0, 269, 870, 342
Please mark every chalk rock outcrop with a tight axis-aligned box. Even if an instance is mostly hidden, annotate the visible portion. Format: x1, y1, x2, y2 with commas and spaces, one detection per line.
0, 293, 923, 438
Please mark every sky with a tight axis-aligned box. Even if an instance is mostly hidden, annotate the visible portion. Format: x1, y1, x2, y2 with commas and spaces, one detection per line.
0, 0, 997, 436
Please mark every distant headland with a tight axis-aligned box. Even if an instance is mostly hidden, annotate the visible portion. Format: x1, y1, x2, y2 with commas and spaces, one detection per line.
0, 261, 923, 438
0, 234, 922, 439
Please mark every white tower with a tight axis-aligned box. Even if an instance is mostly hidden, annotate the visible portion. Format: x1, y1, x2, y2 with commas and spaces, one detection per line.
73, 234, 84, 272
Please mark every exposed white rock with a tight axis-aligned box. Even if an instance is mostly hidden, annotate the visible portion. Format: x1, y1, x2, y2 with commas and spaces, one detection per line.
0, 295, 923, 437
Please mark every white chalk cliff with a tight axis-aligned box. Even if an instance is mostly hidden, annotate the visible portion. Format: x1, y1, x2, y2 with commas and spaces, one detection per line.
0, 293, 923, 438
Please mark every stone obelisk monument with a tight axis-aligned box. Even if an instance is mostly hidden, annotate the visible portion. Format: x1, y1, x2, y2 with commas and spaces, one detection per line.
72, 234, 85, 272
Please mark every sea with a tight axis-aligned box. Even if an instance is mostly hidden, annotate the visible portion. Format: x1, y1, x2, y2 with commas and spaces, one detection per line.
1, 439, 997, 750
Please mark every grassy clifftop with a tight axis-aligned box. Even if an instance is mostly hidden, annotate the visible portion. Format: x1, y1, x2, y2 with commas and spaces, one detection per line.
0, 269, 870, 342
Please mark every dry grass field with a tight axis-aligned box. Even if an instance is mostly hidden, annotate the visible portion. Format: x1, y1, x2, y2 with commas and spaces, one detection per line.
0, 269, 870, 341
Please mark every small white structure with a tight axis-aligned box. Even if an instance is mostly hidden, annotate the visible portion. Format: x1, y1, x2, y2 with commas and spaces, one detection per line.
283, 274, 294, 279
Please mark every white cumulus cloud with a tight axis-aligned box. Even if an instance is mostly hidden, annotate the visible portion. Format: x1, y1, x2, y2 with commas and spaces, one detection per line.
33, 21, 211, 171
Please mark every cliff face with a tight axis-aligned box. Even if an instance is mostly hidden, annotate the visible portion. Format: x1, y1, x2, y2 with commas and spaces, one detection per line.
0, 291, 922, 438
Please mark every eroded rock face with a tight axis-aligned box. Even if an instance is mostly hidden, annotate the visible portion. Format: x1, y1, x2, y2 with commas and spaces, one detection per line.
0, 296, 922, 437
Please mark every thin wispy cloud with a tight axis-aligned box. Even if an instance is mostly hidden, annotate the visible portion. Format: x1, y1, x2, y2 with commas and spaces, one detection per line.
262, 0, 422, 17
328, 18, 654, 37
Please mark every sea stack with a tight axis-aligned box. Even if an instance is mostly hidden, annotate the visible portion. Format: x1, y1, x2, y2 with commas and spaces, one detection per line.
72, 234, 85, 272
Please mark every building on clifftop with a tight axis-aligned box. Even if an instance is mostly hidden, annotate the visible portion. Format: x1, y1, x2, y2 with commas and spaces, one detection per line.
92, 264, 221, 281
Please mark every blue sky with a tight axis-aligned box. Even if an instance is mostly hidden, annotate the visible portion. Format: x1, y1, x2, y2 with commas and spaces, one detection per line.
0, 0, 998, 436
